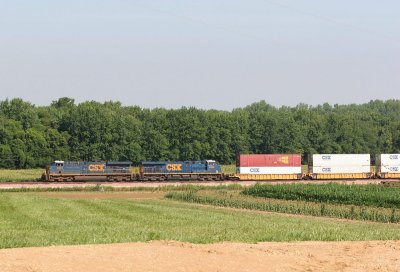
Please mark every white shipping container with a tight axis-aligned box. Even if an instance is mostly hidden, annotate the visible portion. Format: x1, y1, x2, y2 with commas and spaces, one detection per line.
312, 154, 370, 167
377, 154, 400, 166
237, 167, 302, 175
311, 165, 371, 174
378, 165, 400, 173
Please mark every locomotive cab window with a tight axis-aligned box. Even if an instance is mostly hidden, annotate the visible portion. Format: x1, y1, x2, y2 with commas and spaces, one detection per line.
55, 160, 65, 168
206, 160, 215, 169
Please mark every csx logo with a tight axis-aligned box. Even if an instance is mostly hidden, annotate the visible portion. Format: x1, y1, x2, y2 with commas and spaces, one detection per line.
389, 167, 399, 172
322, 156, 331, 160
278, 156, 289, 164
250, 168, 260, 173
389, 155, 399, 160
88, 164, 105, 172
322, 167, 331, 172
166, 164, 182, 171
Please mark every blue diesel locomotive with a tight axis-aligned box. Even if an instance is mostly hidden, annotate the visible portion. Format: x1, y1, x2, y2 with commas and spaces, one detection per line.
43, 161, 133, 181
139, 160, 223, 181
43, 160, 224, 181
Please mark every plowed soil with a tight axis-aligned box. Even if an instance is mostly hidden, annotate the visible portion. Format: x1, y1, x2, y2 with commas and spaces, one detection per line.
0, 240, 399, 272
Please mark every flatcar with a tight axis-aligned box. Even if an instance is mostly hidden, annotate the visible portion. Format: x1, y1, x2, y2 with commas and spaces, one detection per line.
376, 154, 400, 179
43, 161, 133, 181
138, 160, 224, 181
307, 154, 372, 180
230, 154, 303, 180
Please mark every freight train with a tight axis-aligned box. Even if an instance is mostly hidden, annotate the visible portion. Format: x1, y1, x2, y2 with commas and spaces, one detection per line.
42, 154, 400, 182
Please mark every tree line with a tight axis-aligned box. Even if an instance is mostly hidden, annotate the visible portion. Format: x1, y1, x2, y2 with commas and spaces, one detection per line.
0, 98, 399, 168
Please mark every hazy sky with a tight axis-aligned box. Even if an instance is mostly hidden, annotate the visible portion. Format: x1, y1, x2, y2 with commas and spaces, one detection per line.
0, 0, 399, 110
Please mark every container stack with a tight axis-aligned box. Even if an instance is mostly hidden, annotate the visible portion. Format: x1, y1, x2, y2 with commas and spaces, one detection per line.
309, 154, 371, 179
376, 154, 400, 178
234, 154, 302, 180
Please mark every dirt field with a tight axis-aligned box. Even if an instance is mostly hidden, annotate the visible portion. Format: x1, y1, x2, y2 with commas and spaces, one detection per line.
0, 179, 395, 189
0, 240, 399, 272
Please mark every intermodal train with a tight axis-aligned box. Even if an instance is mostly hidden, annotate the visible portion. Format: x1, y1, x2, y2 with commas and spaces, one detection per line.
42, 153, 400, 182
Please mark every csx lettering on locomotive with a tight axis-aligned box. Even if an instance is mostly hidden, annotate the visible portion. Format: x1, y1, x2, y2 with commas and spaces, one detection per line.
88, 164, 105, 172
166, 164, 182, 171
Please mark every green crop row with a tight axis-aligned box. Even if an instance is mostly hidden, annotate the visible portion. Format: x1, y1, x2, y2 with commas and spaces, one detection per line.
165, 191, 400, 223
242, 183, 400, 208
0, 184, 244, 193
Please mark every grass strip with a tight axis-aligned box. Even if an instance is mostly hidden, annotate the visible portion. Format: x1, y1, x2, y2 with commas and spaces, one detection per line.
0, 184, 243, 193
0, 169, 44, 182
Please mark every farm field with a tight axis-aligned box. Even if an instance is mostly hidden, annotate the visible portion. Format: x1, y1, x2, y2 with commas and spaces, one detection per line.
168, 184, 400, 223
1, 186, 400, 271
243, 183, 400, 208
1, 190, 400, 249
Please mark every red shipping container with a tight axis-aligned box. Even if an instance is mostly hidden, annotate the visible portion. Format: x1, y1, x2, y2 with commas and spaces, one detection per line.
236, 154, 301, 167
